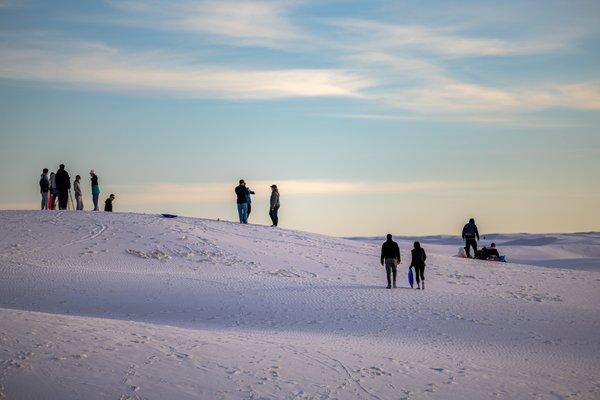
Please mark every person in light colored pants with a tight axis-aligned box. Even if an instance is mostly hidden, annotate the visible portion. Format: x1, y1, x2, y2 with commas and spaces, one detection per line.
74, 175, 84, 210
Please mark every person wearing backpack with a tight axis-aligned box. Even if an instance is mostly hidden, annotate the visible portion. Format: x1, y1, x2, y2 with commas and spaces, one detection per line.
410, 241, 427, 290
462, 218, 480, 258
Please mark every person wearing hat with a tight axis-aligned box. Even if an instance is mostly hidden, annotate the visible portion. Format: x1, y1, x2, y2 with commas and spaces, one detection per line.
90, 170, 100, 211
234, 179, 249, 224
269, 184, 280, 227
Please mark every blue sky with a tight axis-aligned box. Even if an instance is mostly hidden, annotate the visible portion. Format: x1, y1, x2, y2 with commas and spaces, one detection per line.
0, 0, 599, 236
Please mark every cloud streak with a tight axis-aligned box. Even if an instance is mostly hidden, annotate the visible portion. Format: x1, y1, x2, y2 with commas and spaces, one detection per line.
327, 18, 573, 57
0, 42, 372, 99
109, 0, 305, 48
1, 3, 598, 118
116, 180, 478, 206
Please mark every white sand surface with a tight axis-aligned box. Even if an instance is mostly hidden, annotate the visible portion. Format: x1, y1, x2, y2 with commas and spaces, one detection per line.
0, 211, 598, 399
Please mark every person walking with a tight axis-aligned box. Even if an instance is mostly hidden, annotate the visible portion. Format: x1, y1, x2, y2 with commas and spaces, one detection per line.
49, 172, 58, 210
269, 184, 280, 227
39, 168, 50, 210
55, 164, 71, 210
90, 170, 100, 211
410, 241, 427, 290
104, 194, 115, 212
74, 175, 84, 210
462, 218, 480, 258
235, 179, 249, 224
380, 234, 401, 289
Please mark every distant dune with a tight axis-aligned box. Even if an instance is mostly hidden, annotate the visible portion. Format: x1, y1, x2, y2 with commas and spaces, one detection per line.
350, 232, 600, 271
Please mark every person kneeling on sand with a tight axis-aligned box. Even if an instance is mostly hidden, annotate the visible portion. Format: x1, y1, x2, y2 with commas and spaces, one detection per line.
380, 234, 401, 289
411, 241, 427, 290
104, 194, 115, 212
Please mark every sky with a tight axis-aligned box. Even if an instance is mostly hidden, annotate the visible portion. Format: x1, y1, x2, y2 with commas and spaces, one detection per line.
0, 0, 599, 236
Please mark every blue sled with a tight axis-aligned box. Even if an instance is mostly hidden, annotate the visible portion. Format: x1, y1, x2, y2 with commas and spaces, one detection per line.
161, 213, 178, 218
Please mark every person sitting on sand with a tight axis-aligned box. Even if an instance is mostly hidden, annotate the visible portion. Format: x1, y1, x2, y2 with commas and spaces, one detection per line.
104, 194, 115, 212
478, 243, 500, 260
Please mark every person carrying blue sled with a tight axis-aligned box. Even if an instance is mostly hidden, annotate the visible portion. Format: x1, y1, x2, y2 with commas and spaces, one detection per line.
410, 241, 427, 290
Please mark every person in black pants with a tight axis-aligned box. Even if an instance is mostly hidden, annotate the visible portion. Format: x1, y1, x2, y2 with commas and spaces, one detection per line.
380, 234, 401, 289
462, 218, 480, 258
269, 184, 280, 227
410, 241, 427, 290
54, 164, 71, 210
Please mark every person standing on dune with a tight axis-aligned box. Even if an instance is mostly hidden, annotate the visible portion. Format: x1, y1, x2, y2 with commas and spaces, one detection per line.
245, 185, 256, 220
462, 218, 480, 258
90, 170, 100, 211
49, 172, 58, 210
74, 175, 83, 210
411, 241, 427, 290
39, 168, 50, 210
235, 179, 249, 224
380, 234, 401, 289
55, 164, 71, 210
269, 184, 280, 227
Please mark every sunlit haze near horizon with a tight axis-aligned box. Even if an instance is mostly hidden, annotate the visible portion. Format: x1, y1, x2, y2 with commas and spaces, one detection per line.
0, 0, 599, 236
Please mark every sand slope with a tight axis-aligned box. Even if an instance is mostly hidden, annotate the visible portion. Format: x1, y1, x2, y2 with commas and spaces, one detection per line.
0, 211, 599, 399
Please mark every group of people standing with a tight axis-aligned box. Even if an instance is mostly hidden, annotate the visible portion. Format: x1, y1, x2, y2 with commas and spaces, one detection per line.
39, 166, 114, 212
234, 179, 280, 227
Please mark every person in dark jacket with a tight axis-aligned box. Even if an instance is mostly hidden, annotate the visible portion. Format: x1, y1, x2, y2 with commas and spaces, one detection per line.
488, 243, 500, 258
462, 218, 480, 258
55, 164, 71, 210
90, 170, 100, 211
39, 168, 50, 210
380, 234, 401, 289
269, 184, 280, 227
235, 179, 249, 224
478, 242, 500, 260
104, 194, 115, 212
410, 241, 427, 290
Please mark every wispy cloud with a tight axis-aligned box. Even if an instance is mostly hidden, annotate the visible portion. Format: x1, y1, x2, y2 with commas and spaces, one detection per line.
1, 3, 598, 119
326, 18, 573, 57
0, 41, 372, 99
109, 0, 305, 48
117, 180, 476, 205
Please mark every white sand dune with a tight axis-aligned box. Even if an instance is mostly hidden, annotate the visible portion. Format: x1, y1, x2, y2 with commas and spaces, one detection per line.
0, 210, 599, 399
